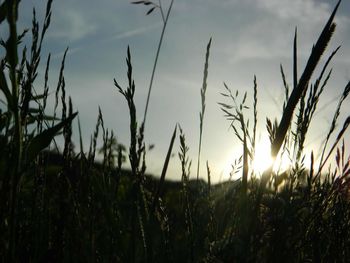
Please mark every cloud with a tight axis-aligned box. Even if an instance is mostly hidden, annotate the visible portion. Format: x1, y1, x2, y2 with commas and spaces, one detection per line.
49, 22, 161, 60
112, 22, 162, 40
218, 0, 350, 63
255, 0, 331, 23
51, 46, 82, 60
253, 0, 350, 29
47, 9, 97, 42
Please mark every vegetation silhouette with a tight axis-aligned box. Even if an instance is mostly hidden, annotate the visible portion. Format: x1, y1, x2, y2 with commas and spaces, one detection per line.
0, 0, 349, 262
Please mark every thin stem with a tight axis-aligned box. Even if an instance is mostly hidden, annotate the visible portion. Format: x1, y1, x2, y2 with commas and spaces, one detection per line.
143, 0, 174, 128
7, 1, 21, 260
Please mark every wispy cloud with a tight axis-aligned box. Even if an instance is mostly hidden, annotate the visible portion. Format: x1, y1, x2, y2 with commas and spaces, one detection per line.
50, 22, 162, 60
254, 0, 350, 30
47, 9, 97, 42
112, 23, 162, 40
219, 0, 350, 63
255, 0, 331, 23
51, 46, 82, 60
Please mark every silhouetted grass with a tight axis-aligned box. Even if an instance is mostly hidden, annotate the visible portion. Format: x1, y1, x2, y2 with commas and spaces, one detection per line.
0, 0, 350, 262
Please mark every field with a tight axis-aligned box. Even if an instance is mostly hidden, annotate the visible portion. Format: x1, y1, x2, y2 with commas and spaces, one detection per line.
1, 0, 350, 262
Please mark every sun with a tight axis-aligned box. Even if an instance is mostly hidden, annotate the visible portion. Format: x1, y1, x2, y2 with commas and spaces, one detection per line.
252, 135, 292, 175
252, 136, 274, 174
221, 135, 294, 181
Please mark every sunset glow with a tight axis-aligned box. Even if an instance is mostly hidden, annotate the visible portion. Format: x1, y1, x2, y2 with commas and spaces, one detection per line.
223, 135, 295, 179
251, 137, 274, 175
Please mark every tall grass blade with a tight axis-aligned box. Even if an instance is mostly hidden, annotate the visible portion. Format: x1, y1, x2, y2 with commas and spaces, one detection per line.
271, 0, 340, 159
252, 75, 258, 153
6, 2, 21, 259
293, 28, 298, 91
241, 116, 248, 194
78, 116, 84, 154
152, 125, 177, 211
317, 116, 350, 178
206, 160, 211, 195
53, 47, 68, 126
319, 80, 350, 166
196, 38, 212, 181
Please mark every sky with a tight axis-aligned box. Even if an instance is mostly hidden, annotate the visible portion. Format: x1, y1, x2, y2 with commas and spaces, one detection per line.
2, 0, 350, 182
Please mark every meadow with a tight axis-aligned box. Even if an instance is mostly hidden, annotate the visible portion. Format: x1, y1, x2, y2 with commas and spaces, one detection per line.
0, 0, 350, 262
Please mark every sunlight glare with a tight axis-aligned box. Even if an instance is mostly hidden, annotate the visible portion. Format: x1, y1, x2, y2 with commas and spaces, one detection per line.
222, 135, 297, 181
252, 136, 273, 174
252, 135, 293, 175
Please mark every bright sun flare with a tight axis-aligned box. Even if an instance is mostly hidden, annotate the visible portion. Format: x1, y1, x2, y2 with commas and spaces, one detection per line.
252, 136, 292, 175
252, 137, 273, 174
223, 135, 294, 180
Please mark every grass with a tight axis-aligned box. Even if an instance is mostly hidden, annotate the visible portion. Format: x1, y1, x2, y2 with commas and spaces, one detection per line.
0, 0, 350, 262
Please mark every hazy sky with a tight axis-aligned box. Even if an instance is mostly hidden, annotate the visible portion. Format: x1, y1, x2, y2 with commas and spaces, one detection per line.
6, 0, 350, 181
